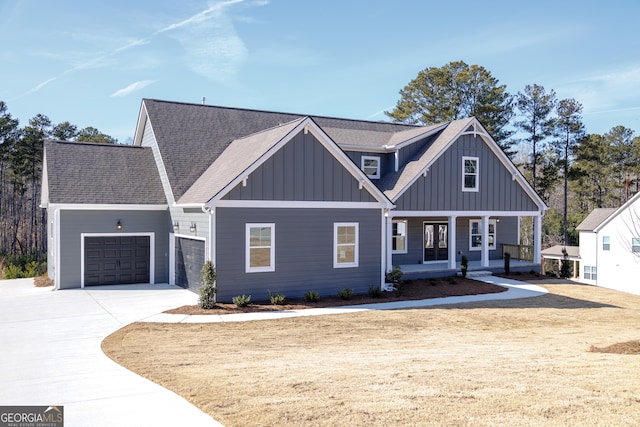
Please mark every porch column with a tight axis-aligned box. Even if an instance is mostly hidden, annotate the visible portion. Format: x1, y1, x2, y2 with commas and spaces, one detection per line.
385, 212, 393, 273
481, 215, 490, 268
448, 215, 457, 269
534, 214, 542, 264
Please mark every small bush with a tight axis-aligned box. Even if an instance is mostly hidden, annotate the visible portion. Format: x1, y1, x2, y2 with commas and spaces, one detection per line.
368, 285, 382, 298
338, 287, 353, 300
504, 252, 511, 275
461, 256, 468, 278
232, 294, 252, 307
198, 261, 217, 309
386, 265, 404, 286
304, 290, 320, 303
448, 276, 457, 284
269, 290, 286, 305
429, 278, 437, 286
3, 264, 23, 280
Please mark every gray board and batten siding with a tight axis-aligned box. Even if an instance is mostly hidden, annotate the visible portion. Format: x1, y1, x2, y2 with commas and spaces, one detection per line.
57, 210, 169, 289
393, 134, 539, 211
215, 207, 382, 303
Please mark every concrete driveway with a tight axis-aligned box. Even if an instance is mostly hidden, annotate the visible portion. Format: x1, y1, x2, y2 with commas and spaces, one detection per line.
0, 279, 221, 427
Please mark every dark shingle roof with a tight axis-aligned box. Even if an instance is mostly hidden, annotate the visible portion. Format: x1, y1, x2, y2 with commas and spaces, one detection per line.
44, 140, 166, 205
142, 99, 418, 199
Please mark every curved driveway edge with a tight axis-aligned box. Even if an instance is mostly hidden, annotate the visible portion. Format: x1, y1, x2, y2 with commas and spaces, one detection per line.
142, 275, 548, 324
0, 279, 222, 427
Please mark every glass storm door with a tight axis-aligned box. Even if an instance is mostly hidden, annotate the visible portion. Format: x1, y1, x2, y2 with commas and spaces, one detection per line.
423, 223, 448, 262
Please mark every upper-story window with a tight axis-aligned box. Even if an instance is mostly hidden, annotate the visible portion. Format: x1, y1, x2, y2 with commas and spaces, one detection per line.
603, 236, 610, 251
361, 156, 381, 179
462, 156, 479, 192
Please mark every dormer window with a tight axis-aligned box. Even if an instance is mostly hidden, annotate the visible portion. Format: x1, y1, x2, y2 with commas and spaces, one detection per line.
462, 156, 479, 192
361, 156, 380, 179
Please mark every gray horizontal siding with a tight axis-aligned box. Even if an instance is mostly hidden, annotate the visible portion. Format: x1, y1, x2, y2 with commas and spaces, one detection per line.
57, 209, 169, 289
224, 132, 376, 202
170, 207, 209, 241
394, 135, 539, 212
215, 207, 382, 302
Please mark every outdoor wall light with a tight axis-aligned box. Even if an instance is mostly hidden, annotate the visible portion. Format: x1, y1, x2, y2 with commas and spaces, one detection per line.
190, 222, 197, 232
116, 220, 123, 230
173, 221, 179, 231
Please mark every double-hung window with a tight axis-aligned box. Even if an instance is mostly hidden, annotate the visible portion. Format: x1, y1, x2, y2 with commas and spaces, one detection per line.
246, 224, 275, 272
392, 220, 408, 254
334, 223, 358, 268
361, 156, 380, 179
633, 238, 640, 253
602, 236, 610, 251
462, 156, 479, 192
469, 219, 496, 251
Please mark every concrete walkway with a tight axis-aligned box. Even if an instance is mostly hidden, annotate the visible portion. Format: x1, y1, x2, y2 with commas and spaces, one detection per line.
0, 276, 546, 427
143, 276, 548, 324
0, 279, 221, 427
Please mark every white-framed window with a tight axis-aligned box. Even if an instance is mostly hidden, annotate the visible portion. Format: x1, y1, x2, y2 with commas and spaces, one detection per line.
334, 222, 359, 268
602, 236, 610, 251
462, 156, 479, 192
584, 265, 597, 280
392, 219, 408, 254
246, 223, 275, 272
633, 238, 640, 253
361, 156, 381, 179
469, 219, 496, 251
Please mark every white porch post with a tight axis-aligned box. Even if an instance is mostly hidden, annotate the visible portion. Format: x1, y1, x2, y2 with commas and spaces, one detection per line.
208, 208, 216, 265
385, 211, 393, 273
534, 213, 542, 264
448, 215, 457, 269
481, 215, 490, 267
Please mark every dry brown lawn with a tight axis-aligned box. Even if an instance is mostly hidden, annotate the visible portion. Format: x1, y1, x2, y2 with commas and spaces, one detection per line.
103, 281, 640, 426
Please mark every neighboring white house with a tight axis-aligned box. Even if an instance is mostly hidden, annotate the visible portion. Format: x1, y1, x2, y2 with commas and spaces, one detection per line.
576, 192, 640, 296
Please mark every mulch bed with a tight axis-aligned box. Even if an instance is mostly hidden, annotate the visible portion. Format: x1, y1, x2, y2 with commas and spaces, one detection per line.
165, 276, 508, 315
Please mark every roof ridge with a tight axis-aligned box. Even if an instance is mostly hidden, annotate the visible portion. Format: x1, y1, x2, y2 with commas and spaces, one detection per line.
45, 139, 145, 149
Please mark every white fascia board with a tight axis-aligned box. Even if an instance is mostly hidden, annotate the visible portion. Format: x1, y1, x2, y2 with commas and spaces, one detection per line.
49, 203, 168, 211
338, 145, 389, 153
212, 200, 388, 209
174, 203, 206, 209
390, 210, 543, 217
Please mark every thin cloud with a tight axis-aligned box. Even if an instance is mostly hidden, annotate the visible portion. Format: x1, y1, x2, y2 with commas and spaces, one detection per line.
154, 0, 244, 35
110, 80, 157, 97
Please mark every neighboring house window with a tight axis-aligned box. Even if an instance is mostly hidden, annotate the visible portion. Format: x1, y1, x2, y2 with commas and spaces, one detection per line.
602, 236, 610, 251
633, 238, 640, 253
584, 266, 597, 280
462, 156, 479, 192
246, 224, 275, 272
361, 156, 380, 179
334, 223, 359, 268
469, 219, 496, 251
392, 220, 408, 254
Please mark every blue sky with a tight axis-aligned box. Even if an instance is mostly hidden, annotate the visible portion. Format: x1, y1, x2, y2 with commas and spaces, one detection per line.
1, 0, 639, 144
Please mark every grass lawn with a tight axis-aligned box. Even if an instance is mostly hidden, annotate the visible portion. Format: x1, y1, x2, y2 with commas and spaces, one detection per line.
102, 281, 640, 426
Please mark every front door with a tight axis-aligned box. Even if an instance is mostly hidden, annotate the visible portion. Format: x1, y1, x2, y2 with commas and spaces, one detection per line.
424, 223, 448, 262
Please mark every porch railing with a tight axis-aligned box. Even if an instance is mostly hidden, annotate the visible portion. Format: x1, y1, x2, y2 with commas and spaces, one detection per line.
502, 243, 534, 262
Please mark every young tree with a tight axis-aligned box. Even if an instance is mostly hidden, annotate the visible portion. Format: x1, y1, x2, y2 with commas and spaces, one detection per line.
386, 61, 514, 154
554, 98, 585, 244
514, 84, 557, 193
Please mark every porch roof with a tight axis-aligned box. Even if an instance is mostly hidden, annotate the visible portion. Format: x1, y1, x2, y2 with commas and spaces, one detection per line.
541, 245, 580, 260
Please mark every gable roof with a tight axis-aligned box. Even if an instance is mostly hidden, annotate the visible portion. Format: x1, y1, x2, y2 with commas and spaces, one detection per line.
134, 99, 419, 200
42, 140, 165, 205
179, 117, 393, 207
576, 208, 617, 231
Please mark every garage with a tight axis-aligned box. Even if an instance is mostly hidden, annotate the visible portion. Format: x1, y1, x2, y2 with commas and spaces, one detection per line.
84, 235, 150, 286
175, 237, 205, 291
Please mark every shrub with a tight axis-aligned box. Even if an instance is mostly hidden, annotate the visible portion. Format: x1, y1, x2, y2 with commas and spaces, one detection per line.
461, 256, 468, 278
232, 294, 251, 307
338, 287, 353, 300
429, 278, 437, 286
448, 276, 457, 284
304, 290, 320, 303
560, 248, 571, 278
386, 265, 403, 286
268, 290, 286, 305
368, 285, 382, 298
3, 264, 23, 280
198, 261, 217, 309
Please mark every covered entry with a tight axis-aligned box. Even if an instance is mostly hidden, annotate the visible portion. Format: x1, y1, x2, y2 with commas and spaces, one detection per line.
175, 236, 205, 291
424, 222, 448, 262
84, 235, 151, 286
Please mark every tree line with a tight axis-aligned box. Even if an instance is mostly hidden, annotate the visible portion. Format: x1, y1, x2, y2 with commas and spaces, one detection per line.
0, 100, 116, 271
386, 60, 640, 247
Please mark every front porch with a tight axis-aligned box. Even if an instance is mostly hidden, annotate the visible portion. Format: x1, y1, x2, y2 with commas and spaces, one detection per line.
398, 258, 540, 280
